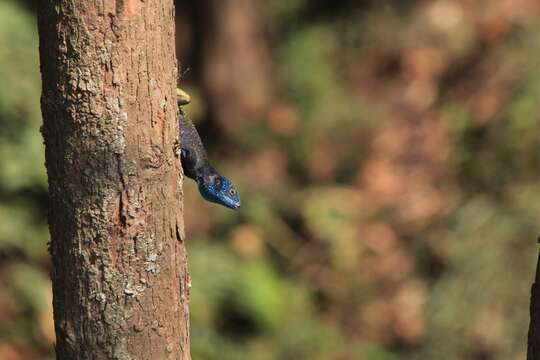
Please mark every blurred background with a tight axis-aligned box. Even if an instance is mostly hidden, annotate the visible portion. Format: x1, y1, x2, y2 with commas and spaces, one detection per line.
1, 0, 540, 359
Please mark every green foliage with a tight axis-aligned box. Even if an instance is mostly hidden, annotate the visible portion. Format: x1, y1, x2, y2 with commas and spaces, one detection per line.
11, 262, 50, 314
0, 0, 45, 192
267, 0, 306, 27
0, 202, 48, 259
280, 26, 339, 118
417, 197, 536, 359
233, 261, 285, 330
188, 241, 370, 359
0, 1, 50, 358
0, 0, 47, 258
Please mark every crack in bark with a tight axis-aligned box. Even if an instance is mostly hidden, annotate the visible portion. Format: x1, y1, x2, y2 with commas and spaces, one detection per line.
38, 0, 190, 358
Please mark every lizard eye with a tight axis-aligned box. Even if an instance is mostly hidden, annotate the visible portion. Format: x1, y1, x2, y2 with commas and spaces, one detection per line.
229, 188, 236, 196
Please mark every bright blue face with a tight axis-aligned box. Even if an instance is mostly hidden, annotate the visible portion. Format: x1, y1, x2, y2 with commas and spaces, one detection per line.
197, 174, 241, 210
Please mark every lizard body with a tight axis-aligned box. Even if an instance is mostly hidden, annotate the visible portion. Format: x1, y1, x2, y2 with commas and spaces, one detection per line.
177, 89, 241, 210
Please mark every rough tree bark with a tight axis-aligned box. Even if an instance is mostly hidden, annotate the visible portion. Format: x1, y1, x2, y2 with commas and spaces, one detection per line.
37, 1, 190, 359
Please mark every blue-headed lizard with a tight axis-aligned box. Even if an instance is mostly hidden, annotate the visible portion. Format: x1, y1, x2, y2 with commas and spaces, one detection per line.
176, 88, 241, 210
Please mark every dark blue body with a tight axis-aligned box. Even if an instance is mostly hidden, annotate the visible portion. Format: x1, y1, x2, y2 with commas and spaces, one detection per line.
179, 113, 240, 210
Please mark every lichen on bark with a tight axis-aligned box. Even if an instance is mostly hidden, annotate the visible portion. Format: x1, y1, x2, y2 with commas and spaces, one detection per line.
37, 1, 190, 359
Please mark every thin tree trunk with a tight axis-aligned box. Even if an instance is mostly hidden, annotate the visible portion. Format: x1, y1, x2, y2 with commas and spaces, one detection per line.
37, 1, 190, 359
200, 0, 273, 129
528, 243, 540, 359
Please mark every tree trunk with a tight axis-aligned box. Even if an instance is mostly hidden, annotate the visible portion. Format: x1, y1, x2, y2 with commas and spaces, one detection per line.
37, 1, 190, 359
200, 0, 273, 129
528, 243, 540, 360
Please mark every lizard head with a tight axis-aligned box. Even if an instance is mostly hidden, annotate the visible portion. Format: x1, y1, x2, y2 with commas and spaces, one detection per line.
196, 173, 241, 210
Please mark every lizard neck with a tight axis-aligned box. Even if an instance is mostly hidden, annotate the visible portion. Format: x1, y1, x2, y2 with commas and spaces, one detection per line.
194, 164, 219, 185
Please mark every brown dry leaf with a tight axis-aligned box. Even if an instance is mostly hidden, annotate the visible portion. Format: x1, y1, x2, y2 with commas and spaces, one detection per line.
0, 344, 22, 360
392, 280, 427, 343
468, 305, 504, 350
402, 47, 447, 81
423, 0, 465, 31
480, 0, 516, 42
374, 247, 413, 282
508, 0, 540, 25
394, 313, 425, 344
360, 116, 454, 231
241, 148, 288, 189
403, 80, 438, 110
361, 222, 398, 256
267, 102, 299, 136
464, 61, 517, 125
230, 225, 265, 258
357, 299, 394, 343
308, 143, 338, 181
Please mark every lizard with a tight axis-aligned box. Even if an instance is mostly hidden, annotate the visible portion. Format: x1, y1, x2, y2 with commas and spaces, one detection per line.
176, 88, 241, 210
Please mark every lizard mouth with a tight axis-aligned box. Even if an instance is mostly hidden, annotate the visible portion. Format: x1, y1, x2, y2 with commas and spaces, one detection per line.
223, 197, 241, 210
221, 191, 241, 210
226, 201, 241, 210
